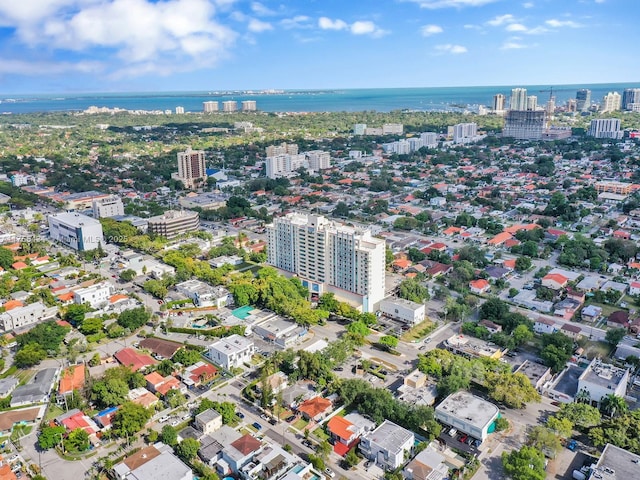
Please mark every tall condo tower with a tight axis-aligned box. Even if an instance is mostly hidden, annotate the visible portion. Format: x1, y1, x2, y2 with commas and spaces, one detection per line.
510, 88, 528, 111
576, 89, 591, 112
175, 147, 207, 189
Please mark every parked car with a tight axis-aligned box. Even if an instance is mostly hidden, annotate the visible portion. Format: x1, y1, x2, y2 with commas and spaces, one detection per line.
269, 418, 278, 425
302, 440, 314, 448
459, 434, 468, 443
364, 460, 373, 469
252, 422, 262, 430
285, 415, 296, 422
260, 413, 269, 420
567, 439, 577, 451
237, 412, 245, 419
325, 468, 335, 478
159, 416, 170, 423
170, 419, 180, 427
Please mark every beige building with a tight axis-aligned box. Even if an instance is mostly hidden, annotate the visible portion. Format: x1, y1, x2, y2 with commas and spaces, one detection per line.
194, 409, 223, 435
174, 148, 206, 189
147, 210, 200, 239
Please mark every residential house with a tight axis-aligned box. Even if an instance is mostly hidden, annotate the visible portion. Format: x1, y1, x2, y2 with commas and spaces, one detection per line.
542, 273, 569, 290
181, 362, 217, 388
327, 414, 375, 456
114, 348, 158, 372
113, 443, 192, 480
207, 334, 255, 369
297, 396, 332, 422
239, 444, 296, 480
127, 388, 160, 409
57, 364, 85, 403
138, 337, 183, 360
359, 420, 415, 470
581, 305, 603, 323
533, 317, 557, 335
194, 409, 222, 435
10, 368, 58, 407
478, 320, 502, 334
144, 372, 182, 397
403, 445, 449, 480
221, 434, 263, 473
469, 279, 490, 295
607, 311, 630, 330
553, 298, 582, 320
560, 323, 582, 340
629, 281, 640, 296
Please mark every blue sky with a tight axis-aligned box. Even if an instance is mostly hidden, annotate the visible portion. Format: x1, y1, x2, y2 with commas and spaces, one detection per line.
0, 0, 636, 93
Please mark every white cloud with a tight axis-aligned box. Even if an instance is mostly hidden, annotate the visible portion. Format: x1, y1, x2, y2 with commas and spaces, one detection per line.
280, 15, 311, 29
405, 0, 498, 9
250, 1, 274, 16
319, 17, 387, 37
501, 40, 527, 49
486, 14, 516, 26
545, 19, 582, 28
318, 16, 348, 31
421, 24, 443, 36
435, 43, 467, 54
522, 2, 534, 7
248, 18, 272, 32
506, 23, 528, 32
0, 57, 104, 75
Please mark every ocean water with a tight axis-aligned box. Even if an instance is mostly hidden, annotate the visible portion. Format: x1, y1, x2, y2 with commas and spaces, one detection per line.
0, 83, 637, 114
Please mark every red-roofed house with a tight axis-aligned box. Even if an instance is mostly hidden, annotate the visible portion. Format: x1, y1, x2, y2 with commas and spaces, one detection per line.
57, 292, 75, 304
469, 279, 490, 294
58, 411, 99, 435
613, 230, 631, 240
327, 415, 363, 456
487, 232, 512, 247
607, 311, 630, 329
109, 294, 129, 304
428, 242, 447, 252
145, 372, 182, 396
11, 261, 28, 270
0, 461, 17, 480
542, 273, 569, 290
182, 361, 217, 387
3, 300, 23, 311
297, 396, 332, 422
443, 226, 462, 236
114, 348, 157, 372
502, 259, 516, 270
392, 258, 412, 272
629, 281, 640, 296
504, 238, 521, 249
58, 365, 85, 397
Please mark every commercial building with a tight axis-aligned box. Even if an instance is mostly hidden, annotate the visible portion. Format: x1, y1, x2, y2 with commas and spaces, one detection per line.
601, 92, 621, 113
92, 195, 125, 219
146, 210, 200, 238
267, 213, 386, 312
434, 391, 499, 442
576, 358, 629, 407
203, 101, 219, 112
359, 420, 414, 470
48, 212, 104, 251
588, 119, 623, 139
576, 89, 591, 112
208, 334, 254, 369
73, 282, 113, 308
174, 147, 207, 189
502, 110, 546, 140
113, 443, 192, 480
622, 88, 640, 111
241, 100, 257, 111
589, 443, 640, 480
0, 301, 57, 332
222, 101, 237, 112
178, 192, 228, 210
379, 297, 425, 326
443, 334, 505, 360
509, 88, 528, 111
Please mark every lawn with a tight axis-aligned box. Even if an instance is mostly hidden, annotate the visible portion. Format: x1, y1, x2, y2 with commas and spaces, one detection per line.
578, 339, 613, 360
45, 405, 65, 422
312, 427, 329, 442
584, 301, 624, 319
292, 418, 309, 431
10, 425, 32, 441
400, 318, 436, 343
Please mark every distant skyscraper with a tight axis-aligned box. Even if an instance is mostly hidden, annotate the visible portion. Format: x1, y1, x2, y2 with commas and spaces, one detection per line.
203, 101, 219, 112
175, 106, 185, 114
241, 100, 257, 111
502, 110, 546, 140
622, 88, 640, 110
222, 101, 237, 112
510, 88, 528, 111
546, 96, 556, 115
601, 92, 621, 113
175, 147, 207, 189
576, 89, 591, 113
493, 94, 505, 112
526, 95, 538, 111
566, 99, 577, 112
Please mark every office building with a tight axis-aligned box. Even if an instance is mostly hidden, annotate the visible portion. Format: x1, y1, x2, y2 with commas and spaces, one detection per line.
265, 154, 307, 179
502, 110, 546, 140
379, 297, 425, 326
267, 213, 386, 312
146, 210, 200, 239
266, 143, 299, 157
601, 92, 621, 113
566, 98, 577, 112
590, 444, 640, 480
545, 96, 556, 115
622, 88, 640, 110
48, 212, 104, 251
588, 118, 623, 139
509, 88, 528, 111
92, 195, 124, 219
452, 122, 478, 144
493, 93, 505, 112
353, 123, 367, 135
222, 101, 237, 112
435, 391, 500, 442
306, 150, 331, 171
382, 123, 403, 135
526, 95, 538, 111
175, 106, 184, 114
175, 147, 207, 189
208, 334, 255, 369
576, 89, 591, 112
203, 101, 219, 112
359, 420, 414, 470
576, 358, 629, 407
241, 100, 257, 111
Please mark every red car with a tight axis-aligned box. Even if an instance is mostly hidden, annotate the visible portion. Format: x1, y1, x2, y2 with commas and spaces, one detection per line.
459, 434, 468, 443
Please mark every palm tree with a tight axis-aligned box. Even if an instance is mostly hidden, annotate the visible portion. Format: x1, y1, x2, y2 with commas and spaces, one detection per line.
600, 394, 628, 418
575, 388, 591, 404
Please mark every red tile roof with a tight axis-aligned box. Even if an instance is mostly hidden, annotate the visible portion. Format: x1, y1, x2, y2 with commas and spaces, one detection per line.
59, 365, 85, 394
114, 348, 157, 372
298, 396, 332, 418
231, 434, 262, 455
327, 415, 355, 441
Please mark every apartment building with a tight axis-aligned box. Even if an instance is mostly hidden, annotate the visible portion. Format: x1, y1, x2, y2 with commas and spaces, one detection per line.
174, 147, 207, 189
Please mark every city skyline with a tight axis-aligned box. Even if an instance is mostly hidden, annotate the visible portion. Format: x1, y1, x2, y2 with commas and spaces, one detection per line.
0, 0, 637, 94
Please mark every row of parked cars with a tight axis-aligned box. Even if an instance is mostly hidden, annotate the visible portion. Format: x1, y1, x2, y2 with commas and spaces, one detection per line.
447, 427, 482, 448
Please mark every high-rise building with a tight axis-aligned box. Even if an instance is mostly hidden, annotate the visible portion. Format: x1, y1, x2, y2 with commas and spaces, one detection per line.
265, 154, 307, 179
222, 101, 237, 112
92, 195, 125, 219
576, 89, 591, 112
203, 101, 219, 112
622, 88, 640, 110
510, 88, 528, 111
601, 92, 621, 113
353, 124, 367, 135
266, 143, 298, 157
452, 123, 478, 144
526, 95, 538, 111
175, 106, 185, 114
566, 99, 577, 112
588, 119, 623, 139
175, 148, 207, 189
502, 110, 546, 140
147, 210, 200, 238
493, 94, 505, 112
382, 123, 403, 135
267, 213, 386, 312
241, 100, 257, 111
545, 96, 556, 116
306, 150, 331, 171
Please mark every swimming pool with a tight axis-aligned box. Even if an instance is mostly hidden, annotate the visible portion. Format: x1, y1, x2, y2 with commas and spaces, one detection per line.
232, 305, 254, 319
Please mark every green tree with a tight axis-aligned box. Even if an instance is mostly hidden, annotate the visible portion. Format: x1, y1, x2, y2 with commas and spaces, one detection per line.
600, 394, 628, 418
479, 297, 509, 322
117, 307, 150, 330
317, 439, 332, 460
161, 425, 178, 446
120, 269, 137, 281
176, 438, 200, 461
112, 402, 152, 439
605, 328, 627, 347
346, 321, 370, 338
38, 425, 66, 449
64, 304, 92, 324
378, 335, 399, 351
512, 324, 533, 346
397, 278, 429, 303
166, 389, 187, 408
527, 426, 562, 457
14, 342, 46, 367
79, 317, 104, 335
91, 379, 129, 408
555, 402, 601, 429
546, 416, 573, 439
66, 428, 90, 452
172, 348, 202, 366
486, 372, 541, 408
343, 448, 360, 468
515, 256, 532, 272
502, 446, 546, 480
0, 247, 14, 270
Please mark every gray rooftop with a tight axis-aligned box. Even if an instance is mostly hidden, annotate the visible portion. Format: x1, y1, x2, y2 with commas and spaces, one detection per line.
435, 391, 499, 430
11, 368, 57, 405
0, 377, 19, 397
515, 360, 551, 385
127, 449, 191, 480
579, 359, 628, 389
550, 364, 584, 397
363, 420, 414, 454
195, 408, 222, 425
594, 443, 640, 480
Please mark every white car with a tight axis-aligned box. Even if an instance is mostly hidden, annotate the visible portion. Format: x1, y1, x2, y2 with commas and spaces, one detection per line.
324, 468, 335, 478
8, 455, 19, 463
170, 419, 180, 427
159, 416, 170, 423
